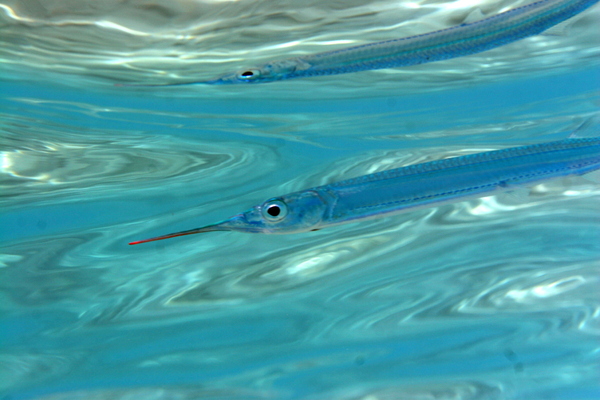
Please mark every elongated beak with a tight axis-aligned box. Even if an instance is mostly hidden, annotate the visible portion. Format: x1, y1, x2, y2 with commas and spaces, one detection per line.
128, 213, 257, 245
128, 222, 229, 245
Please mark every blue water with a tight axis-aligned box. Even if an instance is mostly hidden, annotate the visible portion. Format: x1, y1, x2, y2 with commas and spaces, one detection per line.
1, 1, 599, 399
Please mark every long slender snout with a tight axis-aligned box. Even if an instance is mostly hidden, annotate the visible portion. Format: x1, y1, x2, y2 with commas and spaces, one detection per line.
128, 211, 271, 245
128, 223, 229, 245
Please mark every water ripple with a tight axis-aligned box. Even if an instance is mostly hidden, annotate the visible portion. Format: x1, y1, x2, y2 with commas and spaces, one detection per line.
0, 352, 83, 393
1, 103, 282, 209
2, 4, 599, 396
1, 170, 598, 399
1, 0, 598, 99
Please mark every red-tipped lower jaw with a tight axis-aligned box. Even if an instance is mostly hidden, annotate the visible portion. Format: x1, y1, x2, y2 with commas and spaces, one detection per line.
128, 214, 253, 245
129, 230, 204, 245
128, 223, 228, 245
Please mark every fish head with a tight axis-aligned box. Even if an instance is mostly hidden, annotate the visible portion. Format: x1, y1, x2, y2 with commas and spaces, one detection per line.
128, 189, 329, 244
228, 189, 328, 233
206, 59, 305, 84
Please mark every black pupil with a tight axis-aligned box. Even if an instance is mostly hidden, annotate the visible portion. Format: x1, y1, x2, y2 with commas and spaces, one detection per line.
267, 205, 280, 217
241, 71, 254, 77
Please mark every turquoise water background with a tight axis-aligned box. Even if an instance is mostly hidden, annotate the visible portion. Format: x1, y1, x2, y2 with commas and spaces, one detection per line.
1, 1, 599, 399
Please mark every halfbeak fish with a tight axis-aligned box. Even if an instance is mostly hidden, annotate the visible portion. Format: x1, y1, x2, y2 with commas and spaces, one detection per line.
130, 135, 600, 245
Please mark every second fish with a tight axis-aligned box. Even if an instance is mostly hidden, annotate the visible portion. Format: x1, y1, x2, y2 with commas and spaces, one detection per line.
199, 0, 597, 84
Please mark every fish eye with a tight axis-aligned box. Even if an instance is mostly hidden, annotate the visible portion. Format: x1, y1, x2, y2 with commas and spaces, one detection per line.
238, 69, 261, 80
262, 199, 288, 221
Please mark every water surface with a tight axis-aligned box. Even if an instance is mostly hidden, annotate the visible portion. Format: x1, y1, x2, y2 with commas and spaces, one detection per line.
1, 1, 599, 399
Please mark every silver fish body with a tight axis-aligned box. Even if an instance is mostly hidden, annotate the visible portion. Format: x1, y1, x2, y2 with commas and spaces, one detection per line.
130, 136, 600, 244
207, 0, 599, 84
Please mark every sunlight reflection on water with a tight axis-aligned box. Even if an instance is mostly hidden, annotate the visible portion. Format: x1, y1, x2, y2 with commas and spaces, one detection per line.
1, 0, 599, 399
